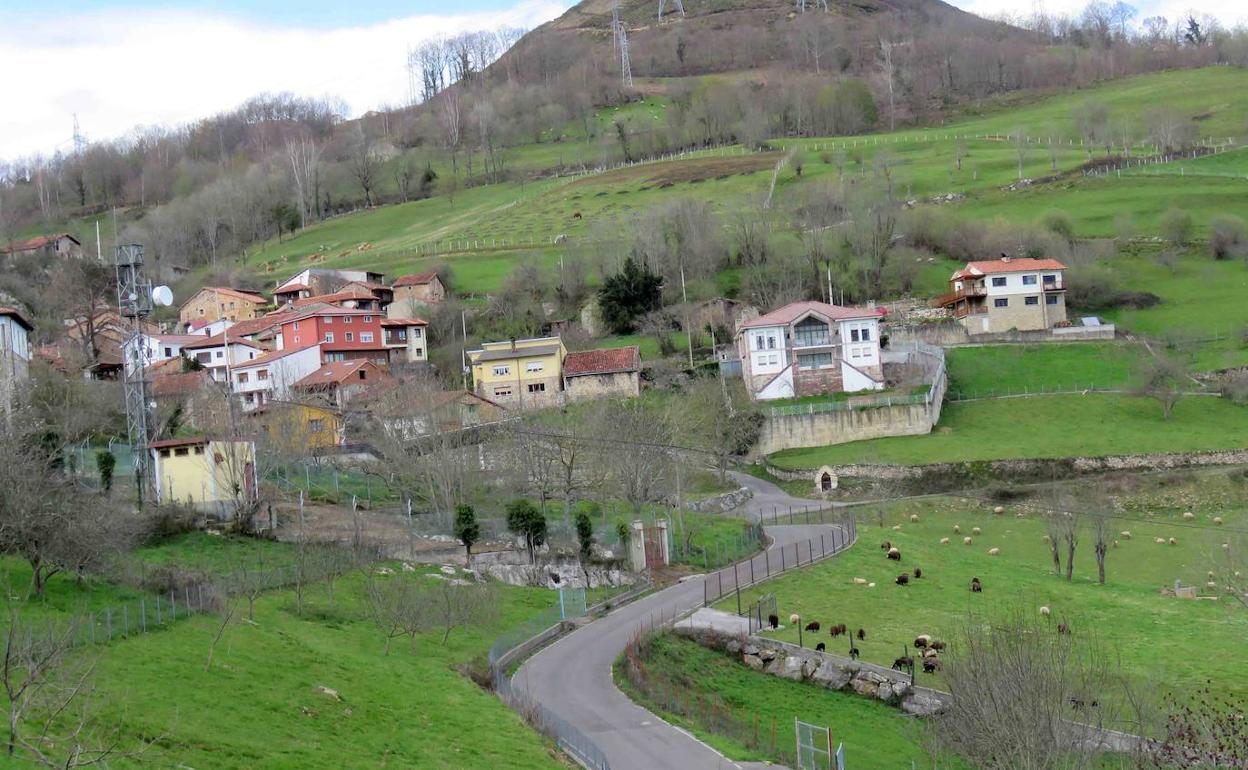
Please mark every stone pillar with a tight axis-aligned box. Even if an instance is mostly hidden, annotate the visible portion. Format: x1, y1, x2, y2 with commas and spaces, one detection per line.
629, 520, 647, 572
656, 518, 670, 566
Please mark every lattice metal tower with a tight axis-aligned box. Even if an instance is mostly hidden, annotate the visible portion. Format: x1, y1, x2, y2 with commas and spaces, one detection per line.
72, 113, 87, 153
612, 0, 634, 88
115, 244, 154, 506
795, 0, 828, 10
657, 0, 685, 20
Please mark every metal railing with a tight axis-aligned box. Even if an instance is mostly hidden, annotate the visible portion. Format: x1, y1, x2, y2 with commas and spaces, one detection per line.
704, 514, 857, 607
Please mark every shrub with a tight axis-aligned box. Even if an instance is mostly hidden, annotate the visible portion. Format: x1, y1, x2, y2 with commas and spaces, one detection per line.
1039, 210, 1075, 242
95, 449, 116, 493
1064, 266, 1160, 311
1160, 207, 1193, 247
1209, 215, 1246, 260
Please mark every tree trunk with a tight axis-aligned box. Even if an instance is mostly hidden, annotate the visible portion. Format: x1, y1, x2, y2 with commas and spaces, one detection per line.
1065, 540, 1076, 582
1095, 543, 1106, 584
1049, 543, 1061, 576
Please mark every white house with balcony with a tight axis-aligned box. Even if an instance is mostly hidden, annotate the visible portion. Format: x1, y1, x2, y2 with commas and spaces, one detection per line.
229, 344, 324, 412
735, 301, 885, 401
937, 257, 1067, 335
180, 333, 269, 384
121, 332, 211, 375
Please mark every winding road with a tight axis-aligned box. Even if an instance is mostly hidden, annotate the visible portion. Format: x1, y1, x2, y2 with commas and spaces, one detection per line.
513, 472, 851, 770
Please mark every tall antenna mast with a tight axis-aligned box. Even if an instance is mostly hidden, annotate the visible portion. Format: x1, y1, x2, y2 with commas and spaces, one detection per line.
72, 113, 87, 153
612, 0, 634, 88
116, 244, 154, 507
657, 0, 685, 20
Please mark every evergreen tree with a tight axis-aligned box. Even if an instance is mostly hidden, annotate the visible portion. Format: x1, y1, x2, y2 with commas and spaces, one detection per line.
598, 257, 662, 334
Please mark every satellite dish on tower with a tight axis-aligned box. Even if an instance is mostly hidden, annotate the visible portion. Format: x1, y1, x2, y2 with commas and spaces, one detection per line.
151, 286, 174, 307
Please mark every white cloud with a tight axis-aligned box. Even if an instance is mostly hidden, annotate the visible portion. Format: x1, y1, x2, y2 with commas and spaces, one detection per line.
0, 1, 570, 161
950, 0, 1247, 27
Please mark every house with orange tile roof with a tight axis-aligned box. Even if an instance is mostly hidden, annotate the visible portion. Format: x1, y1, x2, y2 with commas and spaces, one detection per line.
563, 346, 641, 401
293, 360, 392, 410
936, 256, 1068, 334
1, 233, 83, 260
178, 287, 269, 326
388, 271, 446, 317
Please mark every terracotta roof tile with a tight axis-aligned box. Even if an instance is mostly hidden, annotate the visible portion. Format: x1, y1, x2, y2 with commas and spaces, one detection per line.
563, 346, 641, 377
294, 360, 392, 388
0, 233, 78, 253
953, 258, 1067, 279
394, 272, 439, 287
737, 301, 882, 331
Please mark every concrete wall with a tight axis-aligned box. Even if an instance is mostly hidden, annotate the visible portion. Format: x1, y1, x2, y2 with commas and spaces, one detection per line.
888, 321, 1115, 347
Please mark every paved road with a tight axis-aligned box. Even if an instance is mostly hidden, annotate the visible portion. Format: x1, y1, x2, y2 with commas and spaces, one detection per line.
514, 472, 850, 770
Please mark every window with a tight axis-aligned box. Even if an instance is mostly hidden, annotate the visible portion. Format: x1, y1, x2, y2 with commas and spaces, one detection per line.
197, 353, 211, 364
494, 386, 512, 397
258, 370, 269, 380
526, 362, 544, 373
393, 329, 407, 341
527, 383, 546, 393
198, 308, 204, 316
159, 449, 171, 458
244, 393, 255, 404
293, 336, 300, 345
1046, 294, 1059, 305
293, 321, 300, 331
768, 354, 779, 365
992, 276, 1007, 287
851, 347, 864, 359
215, 351, 224, 359
324, 332, 334, 343
174, 447, 190, 457
860, 326, 871, 342
797, 352, 833, 369
766, 335, 777, 350
164, 347, 173, 357
412, 328, 422, 338
850, 328, 860, 342
358, 370, 368, 380
361, 332, 374, 343
1043, 274, 1057, 284
363, 315, 373, 323
309, 419, 323, 433
994, 298, 1009, 308
793, 317, 830, 347
324, 316, 333, 324
193, 446, 204, 455
345, 332, 354, 342
755, 336, 765, 351
325, 352, 345, 362
1022, 275, 1038, 285
493, 365, 511, 376
415, 348, 424, 358
1025, 296, 1039, 305
237, 372, 249, 383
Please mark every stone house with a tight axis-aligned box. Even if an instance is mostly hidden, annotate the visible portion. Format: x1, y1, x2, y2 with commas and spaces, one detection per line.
467, 336, 565, 409
388, 272, 446, 318
936, 257, 1067, 334
736, 301, 885, 401
1, 233, 83, 260
178, 287, 268, 326
562, 346, 641, 402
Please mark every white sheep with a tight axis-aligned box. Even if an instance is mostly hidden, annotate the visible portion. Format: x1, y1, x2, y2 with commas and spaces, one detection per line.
988, 547, 1001, 556
893, 525, 902, 531
853, 577, 868, 585
1214, 516, 1224, 525
923, 647, 939, 658
1039, 606, 1051, 617
1224, 543, 1231, 550
1121, 531, 1132, 539
1183, 511, 1195, 521
972, 527, 982, 535
910, 514, 920, 523
1168, 537, 1178, 545
868, 582, 876, 588
993, 506, 1005, 514
789, 613, 800, 625
963, 537, 973, 545
1042, 534, 1051, 543
1113, 540, 1119, 548
1207, 581, 1217, 589
953, 525, 962, 533
939, 537, 950, 544
1155, 537, 1166, 544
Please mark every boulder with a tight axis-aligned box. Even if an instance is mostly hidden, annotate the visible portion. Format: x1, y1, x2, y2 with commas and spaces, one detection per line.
743, 655, 765, 671
725, 639, 742, 655
850, 677, 879, 698
742, 643, 759, 656
901, 692, 946, 717
778, 656, 806, 681
759, 648, 778, 662
810, 660, 853, 690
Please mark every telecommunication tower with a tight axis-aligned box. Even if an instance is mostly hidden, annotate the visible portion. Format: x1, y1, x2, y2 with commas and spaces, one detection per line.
657, 0, 685, 20
115, 244, 156, 506
612, 0, 634, 88
72, 113, 87, 153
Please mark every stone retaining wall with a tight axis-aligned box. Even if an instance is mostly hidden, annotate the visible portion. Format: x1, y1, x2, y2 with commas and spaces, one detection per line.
887, 320, 1116, 347
687, 486, 754, 513
674, 627, 950, 717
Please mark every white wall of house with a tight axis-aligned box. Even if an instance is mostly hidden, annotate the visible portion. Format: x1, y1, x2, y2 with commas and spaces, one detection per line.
189, 343, 265, 382
0, 316, 30, 363
838, 318, 881, 372
757, 367, 795, 399
743, 325, 787, 377
231, 345, 322, 411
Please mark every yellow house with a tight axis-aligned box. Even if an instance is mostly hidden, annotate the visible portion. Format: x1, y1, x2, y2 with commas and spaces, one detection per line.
257, 401, 344, 450
467, 336, 566, 409
178, 287, 268, 327
150, 437, 258, 517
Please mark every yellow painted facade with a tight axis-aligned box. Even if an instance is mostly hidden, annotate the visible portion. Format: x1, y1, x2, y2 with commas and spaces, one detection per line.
467, 337, 566, 409
260, 402, 343, 450
178, 288, 267, 326
151, 439, 257, 511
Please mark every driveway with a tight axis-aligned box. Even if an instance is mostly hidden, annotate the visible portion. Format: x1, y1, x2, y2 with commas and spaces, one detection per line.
513, 472, 848, 770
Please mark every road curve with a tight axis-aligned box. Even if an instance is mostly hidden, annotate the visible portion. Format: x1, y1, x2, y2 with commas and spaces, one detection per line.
514, 472, 848, 770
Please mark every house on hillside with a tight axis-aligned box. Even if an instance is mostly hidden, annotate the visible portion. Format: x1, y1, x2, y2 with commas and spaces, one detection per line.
181, 332, 270, 383
121, 332, 210, 375
254, 400, 344, 450
275, 306, 389, 365
467, 337, 566, 409
736, 301, 886, 401
563, 346, 641, 402
149, 437, 257, 517
287, 284, 385, 313
293, 360, 392, 411
179, 287, 268, 326
358, 387, 504, 442
273, 268, 385, 302
388, 272, 446, 317
228, 344, 324, 412
0, 307, 33, 410
381, 318, 428, 365
1, 233, 84, 260
936, 257, 1067, 335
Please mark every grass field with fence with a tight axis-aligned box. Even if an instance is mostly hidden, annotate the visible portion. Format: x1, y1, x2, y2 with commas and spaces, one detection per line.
945, 343, 1142, 398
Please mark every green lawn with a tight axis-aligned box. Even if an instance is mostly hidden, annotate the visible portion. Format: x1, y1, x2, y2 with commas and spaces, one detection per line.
945, 343, 1142, 397
769, 394, 1248, 468
619, 634, 967, 770
719, 496, 1248, 701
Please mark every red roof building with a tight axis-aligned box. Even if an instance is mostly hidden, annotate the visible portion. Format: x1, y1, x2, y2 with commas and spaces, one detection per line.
562, 346, 642, 402
939, 256, 1069, 335
293, 360, 392, 409
1, 233, 83, 259
277, 307, 389, 366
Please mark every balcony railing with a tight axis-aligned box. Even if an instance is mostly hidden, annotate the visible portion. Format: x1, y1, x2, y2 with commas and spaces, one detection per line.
934, 286, 987, 307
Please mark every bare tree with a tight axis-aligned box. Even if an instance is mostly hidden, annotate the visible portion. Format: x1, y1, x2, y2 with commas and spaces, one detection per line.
930, 607, 1133, 770
1133, 353, 1188, 419
347, 126, 377, 207
286, 137, 320, 229
1089, 512, 1110, 585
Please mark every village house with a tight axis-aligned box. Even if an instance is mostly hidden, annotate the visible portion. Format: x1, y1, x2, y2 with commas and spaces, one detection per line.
387, 272, 446, 318
562, 346, 641, 402
1, 233, 84, 260
180, 332, 270, 383
0, 307, 33, 410
736, 301, 885, 401
288, 284, 385, 313
178, 287, 268, 326
381, 318, 428, 365
256, 400, 344, 449
468, 336, 566, 409
293, 360, 392, 411
121, 332, 209, 375
228, 344, 324, 412
937, 256, 1068, 335
275, 306, 389, 365
273, 268, 385, 305
358, 386, 504, 442
149, 436, 257, 517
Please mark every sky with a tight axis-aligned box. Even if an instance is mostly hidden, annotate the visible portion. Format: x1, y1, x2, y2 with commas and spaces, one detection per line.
1, 0, 1244, 162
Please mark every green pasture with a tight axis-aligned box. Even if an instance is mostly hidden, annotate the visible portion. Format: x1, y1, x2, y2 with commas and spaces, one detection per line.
945, 343, 1142, 396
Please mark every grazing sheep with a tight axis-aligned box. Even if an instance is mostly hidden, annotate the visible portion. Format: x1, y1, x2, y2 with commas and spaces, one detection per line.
1039, 606, 1051, 617
856, 628, 866, 641
893, 525, 902, 531
930, 640, 946, 651
805, 621, 822, 632
970, 577, 983, 593
1207, 581, 1217, 589
922, 647, 939, 659
1214, 516, 1224, 525
1042, 535, 1051, 543
1057, 622, 1071, 635
887, 547, 902, 561
1224, 543, 1231, 550
993, 506, 1005, 515
768, 614, 779, 629
972, 527, 982, 535
913, 635, 931, 648
953, 525, 961, 533
913, 567, 923, 579
1169, 537, 1178, 545
1155, 537, 1166, 544
829, 624, 847, 637
1183, 511, 1195, 520
896, 573, 910, 586
1113, 540, 1119, 548
988, 547, 1001, 556
815, 642, 826, 652
922, 657, 941, 673
880, 540, 892, 551
1121, 531, 1132, 539
789, 613, 801, 625
853, 577, 867, 585
1209, 571, 1216, 579
572, 211, 583, 219
849, 646, 860, 660
964, 537, 973, 545
892, 656, 914, 671
940, 537, 951, 545
910, 514, 920, 523
868, 582, 876, 588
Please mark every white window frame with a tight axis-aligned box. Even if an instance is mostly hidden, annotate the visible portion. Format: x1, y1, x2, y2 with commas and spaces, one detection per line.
361, 332, 374, 343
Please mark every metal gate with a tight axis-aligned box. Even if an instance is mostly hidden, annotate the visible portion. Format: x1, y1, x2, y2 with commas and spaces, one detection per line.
796, 719, 835, 770
642, 526, 666, 569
